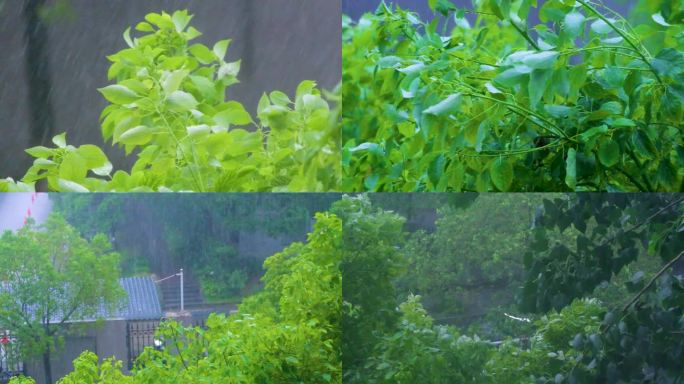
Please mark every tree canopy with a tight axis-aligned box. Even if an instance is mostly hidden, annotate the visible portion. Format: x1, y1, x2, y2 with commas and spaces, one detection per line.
0, 214, 123, 384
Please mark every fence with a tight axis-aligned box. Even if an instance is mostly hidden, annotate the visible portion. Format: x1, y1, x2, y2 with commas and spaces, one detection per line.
126, 319, 206, 370
0, 333, 25, 384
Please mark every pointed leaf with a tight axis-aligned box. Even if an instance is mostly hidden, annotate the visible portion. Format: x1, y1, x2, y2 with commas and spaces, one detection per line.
491, 157, 513, 191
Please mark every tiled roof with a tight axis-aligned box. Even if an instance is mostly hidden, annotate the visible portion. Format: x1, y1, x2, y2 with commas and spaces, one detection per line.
103, 276, 163, 321
2, 276, 163, 323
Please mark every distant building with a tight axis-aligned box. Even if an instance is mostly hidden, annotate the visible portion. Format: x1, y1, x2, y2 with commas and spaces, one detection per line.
14, 276, 162, 384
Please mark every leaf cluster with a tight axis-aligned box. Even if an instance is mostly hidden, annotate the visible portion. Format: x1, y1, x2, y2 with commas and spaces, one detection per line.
342, 0, 684, 192
1, 10, 341, 192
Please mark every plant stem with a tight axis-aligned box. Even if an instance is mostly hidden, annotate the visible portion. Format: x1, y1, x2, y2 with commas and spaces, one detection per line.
510, 22, 540, 51
576, 0, 663, 85
156, 106, 205, 192
614, 167, 648, 192
625, 143, 655, 192
621, 250, 684, 313
599, 195, 684, 247
462, 91, 570, 140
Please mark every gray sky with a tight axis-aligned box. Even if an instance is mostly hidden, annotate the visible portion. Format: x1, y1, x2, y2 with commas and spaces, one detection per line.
0, 193, 52, 232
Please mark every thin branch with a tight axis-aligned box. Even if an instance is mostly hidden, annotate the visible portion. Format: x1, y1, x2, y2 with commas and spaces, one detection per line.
599, 196, 684, 247
576, 0, 663, 85
510, 22, 539, 51
621, 250, 684, 313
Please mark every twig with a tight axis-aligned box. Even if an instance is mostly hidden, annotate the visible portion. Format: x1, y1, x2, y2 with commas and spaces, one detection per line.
621, 250, 684, 314
599, 196, 684, 247
576, 0, 663, 85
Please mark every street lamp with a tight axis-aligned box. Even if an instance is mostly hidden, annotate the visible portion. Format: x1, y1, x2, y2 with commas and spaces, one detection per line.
155, 269, 184, 312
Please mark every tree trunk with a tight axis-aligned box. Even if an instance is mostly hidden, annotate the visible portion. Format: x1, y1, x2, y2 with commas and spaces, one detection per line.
42, 347, 53, 384
22, 0, 55, 147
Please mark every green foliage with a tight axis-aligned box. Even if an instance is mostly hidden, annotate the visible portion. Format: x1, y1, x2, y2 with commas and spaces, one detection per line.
333, 195, 407, 376
342, 1, 684, 191
10, 352, 133, 384
23, 211, 341, 383
486, 298, 605, 383
522, 194, 684, 312
359, 294, 494, 384
396, 194, 539, 331
343, 194, 684, 383
1, 10, 340, 192
8, 377, 36, 384
0, 214, 124, 380
520, 194, 684, 382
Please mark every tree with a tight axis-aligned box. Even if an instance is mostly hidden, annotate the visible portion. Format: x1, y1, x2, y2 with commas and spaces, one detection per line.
396, 194, 542, 332
340, 194, 684, 383
9, 210, 342, 384
521, 194, 684, 382
333, 195, 407, 380
0, 214, 124, 384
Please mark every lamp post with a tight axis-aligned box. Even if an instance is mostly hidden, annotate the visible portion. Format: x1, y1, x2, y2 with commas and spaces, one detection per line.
179, 268, 184, 312
155, 269, 185, 312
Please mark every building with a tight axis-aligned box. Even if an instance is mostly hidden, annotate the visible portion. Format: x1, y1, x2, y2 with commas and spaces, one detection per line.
19, 276, 162, 384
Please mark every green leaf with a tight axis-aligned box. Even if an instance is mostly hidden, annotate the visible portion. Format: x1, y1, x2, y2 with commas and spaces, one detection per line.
598, 139, 620, 167
213, 39, 231, 59
652, 12, 671, 27
529, 69, 551, 107
162, 70, 188, 95
214, 102, 252, 127
475, 122, 487, 153
117, 125, 153, 146
564, 12, 586, 38
135, 21, 154, 32
565, 148, 577, 189
52, 133, 67, 148
189, 75, 216, 99
423, 93, 462, 116
591, 19, 614, 34
57, 179, 90, 192
188, 43, 216, 64
218, 61, 241, 80
490, 157, 513, 191
270, 91, 292, 106
428, 154, 445, 185
522, 51, 560, 69
485, 82, 502, 94
123, 27, 134, 48
632, 130, 657, 159
657, 161, 678, 190
377, 56, 402, 69
579, 124, 608, 143
77, 144, 112, 176
98, 85, 139, 105
171, 10, 192, 32
187, 124, 211, 138
364, 174, 379, 190
25, 146, 56, 159
59, 152, 87, 182
494, 67, 528, 87
166, 91, 198, 111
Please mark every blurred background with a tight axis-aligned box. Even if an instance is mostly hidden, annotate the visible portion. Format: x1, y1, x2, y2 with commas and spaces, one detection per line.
0, 0, 341, 180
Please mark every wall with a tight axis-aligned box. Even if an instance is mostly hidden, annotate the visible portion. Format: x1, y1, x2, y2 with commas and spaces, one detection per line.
0, 0, 341, 180
25, 320, 129, 384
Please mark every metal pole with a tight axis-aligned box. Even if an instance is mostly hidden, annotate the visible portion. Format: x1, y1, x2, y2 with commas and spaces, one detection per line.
180, 268, 184, 312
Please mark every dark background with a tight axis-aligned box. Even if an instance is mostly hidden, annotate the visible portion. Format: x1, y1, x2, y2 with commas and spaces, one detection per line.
0, 0, 341, 180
